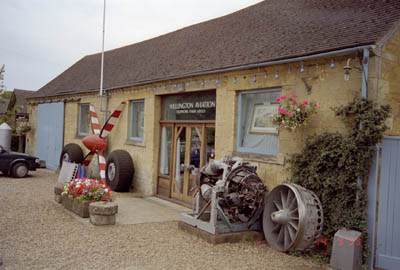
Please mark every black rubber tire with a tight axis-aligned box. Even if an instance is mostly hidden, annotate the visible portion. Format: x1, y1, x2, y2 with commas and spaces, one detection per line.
12, 162, 28, 178
59, 143, 84, 168
106, 150, 134, 192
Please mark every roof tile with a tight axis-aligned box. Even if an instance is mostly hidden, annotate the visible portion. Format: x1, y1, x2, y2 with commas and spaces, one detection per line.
33, 0, 400, 98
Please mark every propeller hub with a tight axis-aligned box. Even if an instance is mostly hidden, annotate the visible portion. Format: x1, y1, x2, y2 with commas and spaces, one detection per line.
82, 134, 107, 152
271, 210, 290, 225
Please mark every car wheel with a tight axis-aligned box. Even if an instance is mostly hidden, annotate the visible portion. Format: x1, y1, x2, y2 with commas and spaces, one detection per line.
59, 143, 84, 168
12, 163, 28, 178
106, 150, 134, 192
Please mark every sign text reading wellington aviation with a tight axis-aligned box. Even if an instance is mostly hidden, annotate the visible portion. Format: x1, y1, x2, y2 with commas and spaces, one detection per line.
169, 101, 216, 114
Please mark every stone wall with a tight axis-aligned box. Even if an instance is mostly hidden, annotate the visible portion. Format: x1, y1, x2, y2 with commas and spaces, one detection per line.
369, 25, 400, 136
27, 47, 398, 193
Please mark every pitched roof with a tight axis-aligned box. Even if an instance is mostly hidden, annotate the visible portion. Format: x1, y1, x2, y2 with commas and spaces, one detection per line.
33, 0, 400, 98
8, 89, 35, 114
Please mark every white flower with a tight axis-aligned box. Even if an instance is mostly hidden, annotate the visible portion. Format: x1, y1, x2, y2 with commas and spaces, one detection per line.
104, 188, 109, 193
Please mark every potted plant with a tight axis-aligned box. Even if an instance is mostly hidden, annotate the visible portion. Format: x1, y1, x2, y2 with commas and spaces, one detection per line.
61, 178, 114, 218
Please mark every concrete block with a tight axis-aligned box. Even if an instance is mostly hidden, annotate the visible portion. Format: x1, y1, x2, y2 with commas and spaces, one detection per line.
60, 196, 90, 218
89, 201, 118, 215
178, 221, 264, 245
89, 201, 118, 226
330, 229, 362, 270
90, 214, 116, 226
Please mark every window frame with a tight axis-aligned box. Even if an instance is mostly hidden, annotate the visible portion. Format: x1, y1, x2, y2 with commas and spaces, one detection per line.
129, 99, 145, 142
236, 88, 281, 156
78, 103, 90, 136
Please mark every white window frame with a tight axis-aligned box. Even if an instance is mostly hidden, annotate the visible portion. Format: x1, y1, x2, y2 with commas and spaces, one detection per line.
236, 88, 280, 156
78, 103, 90, 136
129, 99, 145, 142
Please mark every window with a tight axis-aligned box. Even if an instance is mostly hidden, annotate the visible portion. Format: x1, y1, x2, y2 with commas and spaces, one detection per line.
236, 89, 281, 155
130, 100, 144, 141
78, 103, 90, 136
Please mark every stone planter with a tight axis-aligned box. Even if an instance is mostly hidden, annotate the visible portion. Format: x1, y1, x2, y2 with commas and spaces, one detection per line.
89, 201, 118, 226
60, 195, 90, 218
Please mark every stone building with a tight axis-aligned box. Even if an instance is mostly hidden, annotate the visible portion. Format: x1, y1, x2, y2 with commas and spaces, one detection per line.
26, 0, 400, 207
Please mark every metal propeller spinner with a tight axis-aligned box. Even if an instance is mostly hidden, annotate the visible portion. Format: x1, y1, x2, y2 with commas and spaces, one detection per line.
81, 102, 125, 183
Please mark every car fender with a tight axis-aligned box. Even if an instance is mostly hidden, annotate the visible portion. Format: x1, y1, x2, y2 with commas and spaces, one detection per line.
9, 159, 29, 173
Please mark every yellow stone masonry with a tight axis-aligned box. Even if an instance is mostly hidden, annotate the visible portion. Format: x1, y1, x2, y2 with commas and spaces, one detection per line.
26, 30, 400, 194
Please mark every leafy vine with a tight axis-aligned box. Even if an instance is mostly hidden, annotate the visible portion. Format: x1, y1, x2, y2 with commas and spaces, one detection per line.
288, 97, 390, 266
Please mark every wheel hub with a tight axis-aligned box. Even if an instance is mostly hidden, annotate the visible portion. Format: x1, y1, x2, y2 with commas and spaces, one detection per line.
271, 210, 290, 224
16, 165, 27, 177
108, 162, 116, 181
62, 153, 69, 161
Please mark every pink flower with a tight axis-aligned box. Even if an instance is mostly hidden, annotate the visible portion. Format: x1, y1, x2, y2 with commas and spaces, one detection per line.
290, 90, 297, 98
281, 95, 287, 100
275, 98, 281, 102
303, 101, 309, 105
288, 111, 293, 115
313, 103, 317, 108
280, 108, 287, 115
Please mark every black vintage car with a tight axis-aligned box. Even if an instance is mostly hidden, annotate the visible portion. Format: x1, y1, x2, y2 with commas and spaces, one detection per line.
0, 145, 42, 177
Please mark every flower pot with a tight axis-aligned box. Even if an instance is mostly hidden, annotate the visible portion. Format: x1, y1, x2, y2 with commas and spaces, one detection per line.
61, 195, 90, 218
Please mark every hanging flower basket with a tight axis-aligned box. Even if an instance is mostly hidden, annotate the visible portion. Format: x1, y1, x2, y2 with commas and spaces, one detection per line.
273, 91, 317, 131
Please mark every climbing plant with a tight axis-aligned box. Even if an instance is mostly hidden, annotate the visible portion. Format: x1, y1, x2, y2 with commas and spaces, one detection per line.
288, 97, 390, 266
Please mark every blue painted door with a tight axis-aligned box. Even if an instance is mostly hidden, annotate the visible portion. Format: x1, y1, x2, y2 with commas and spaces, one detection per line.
376, 137, 400, 269
36, 103, 64, 170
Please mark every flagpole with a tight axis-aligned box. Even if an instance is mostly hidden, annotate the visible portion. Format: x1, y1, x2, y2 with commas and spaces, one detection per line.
99, 0, 106, 123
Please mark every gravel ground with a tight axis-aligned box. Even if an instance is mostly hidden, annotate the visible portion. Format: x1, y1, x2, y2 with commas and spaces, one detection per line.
0, 169, 325, 270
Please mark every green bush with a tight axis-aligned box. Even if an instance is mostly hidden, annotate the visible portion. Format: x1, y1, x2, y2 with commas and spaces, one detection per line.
288, 98, 390, 265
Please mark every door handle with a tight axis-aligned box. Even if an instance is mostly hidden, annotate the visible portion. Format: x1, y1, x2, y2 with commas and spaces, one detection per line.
180, 164, 195, 171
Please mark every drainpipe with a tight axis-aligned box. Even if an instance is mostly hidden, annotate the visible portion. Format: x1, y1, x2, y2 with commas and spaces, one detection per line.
357, 48, 370, 201
104, 90, 109, 125
361, 48, 370, 99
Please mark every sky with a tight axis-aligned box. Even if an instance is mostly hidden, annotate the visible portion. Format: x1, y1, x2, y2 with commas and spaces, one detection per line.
0, 0, 263, 92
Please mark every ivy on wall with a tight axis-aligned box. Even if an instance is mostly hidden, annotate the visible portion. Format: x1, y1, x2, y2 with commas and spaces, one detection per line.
288, 97, 391, 265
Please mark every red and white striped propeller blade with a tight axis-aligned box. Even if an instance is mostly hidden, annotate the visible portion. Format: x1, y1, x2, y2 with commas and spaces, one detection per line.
89, 104, 101, 135
99, 102, 126, 138
98, 150, 106, 183
82, 151, 95, 167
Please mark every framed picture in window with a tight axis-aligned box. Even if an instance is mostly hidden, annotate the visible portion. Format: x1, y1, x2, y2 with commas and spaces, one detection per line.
250, 104, 279, 134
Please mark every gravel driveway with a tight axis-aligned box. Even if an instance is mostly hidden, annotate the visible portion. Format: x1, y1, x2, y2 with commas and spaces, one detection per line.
0, 170, 324, 270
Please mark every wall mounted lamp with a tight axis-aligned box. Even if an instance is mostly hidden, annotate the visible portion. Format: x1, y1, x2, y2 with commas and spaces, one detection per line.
344, 58, 352, 81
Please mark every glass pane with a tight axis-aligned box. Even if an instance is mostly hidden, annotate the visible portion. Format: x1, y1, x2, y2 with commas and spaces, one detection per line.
188, 127, 202, 197
239, 90, 280, 155
189, 128, 202, 168
159, 126, 172, 175
204, 127, 215, 165
79, 104, 90, 135
131, 101, 144, 139
162, 91, 216, 121
174, 127, 186, 194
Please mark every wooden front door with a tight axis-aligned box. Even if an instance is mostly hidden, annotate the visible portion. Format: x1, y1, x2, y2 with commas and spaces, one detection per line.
157, 123, 215, 205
